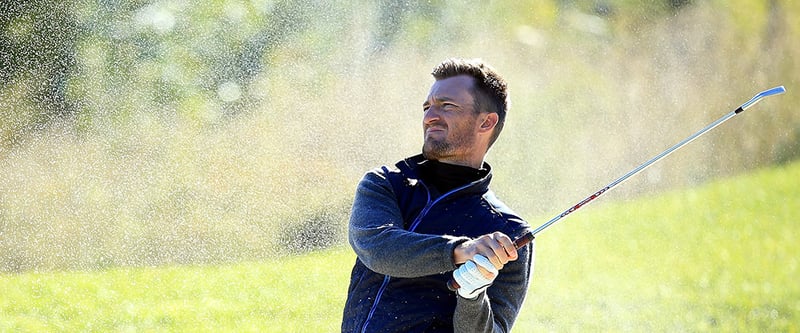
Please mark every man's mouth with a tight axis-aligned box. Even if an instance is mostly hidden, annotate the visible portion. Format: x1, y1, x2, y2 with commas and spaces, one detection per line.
426, 126, 445, 134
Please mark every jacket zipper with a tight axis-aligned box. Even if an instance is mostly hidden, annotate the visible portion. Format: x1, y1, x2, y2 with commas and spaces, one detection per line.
360, 180, 474, 333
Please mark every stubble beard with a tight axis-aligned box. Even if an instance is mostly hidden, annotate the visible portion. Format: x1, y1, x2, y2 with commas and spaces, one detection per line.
422, 138, 450, 160
422, 127, 476, 161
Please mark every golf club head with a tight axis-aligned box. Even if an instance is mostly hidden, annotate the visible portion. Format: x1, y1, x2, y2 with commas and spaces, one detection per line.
738, 86, 786, 112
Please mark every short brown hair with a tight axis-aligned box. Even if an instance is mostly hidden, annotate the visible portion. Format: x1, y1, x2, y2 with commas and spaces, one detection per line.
431, 58, 509, 147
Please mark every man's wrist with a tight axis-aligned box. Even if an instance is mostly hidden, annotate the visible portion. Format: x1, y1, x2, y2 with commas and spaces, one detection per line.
452, 240, 473, 265
457, 288, 486, 300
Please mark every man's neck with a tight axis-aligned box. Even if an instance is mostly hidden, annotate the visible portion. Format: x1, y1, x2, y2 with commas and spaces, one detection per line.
431, 154, 485, 169
418, 159, 488, 193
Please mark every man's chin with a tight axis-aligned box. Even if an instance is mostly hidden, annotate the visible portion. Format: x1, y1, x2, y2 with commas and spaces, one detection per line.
422, 145, 448, 160
422, 146, 435, 160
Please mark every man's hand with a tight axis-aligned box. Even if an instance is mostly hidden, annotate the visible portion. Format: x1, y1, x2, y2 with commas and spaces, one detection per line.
453, 254, 497, 299
451, 232, 518, 298
453, 231, 518, 269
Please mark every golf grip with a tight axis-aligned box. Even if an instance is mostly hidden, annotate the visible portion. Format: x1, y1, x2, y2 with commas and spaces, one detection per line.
446, 233, 535, 291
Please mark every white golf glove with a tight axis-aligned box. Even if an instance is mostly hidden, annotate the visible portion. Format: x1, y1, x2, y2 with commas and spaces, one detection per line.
452, 254, 498, 300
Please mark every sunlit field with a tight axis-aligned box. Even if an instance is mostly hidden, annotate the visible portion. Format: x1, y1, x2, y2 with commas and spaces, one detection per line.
516, 159, 800, 331
2, 160, 797, 332
1, 1, 798, 332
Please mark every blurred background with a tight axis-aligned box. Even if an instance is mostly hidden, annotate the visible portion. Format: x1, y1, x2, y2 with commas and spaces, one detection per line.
1, 0, 798, 272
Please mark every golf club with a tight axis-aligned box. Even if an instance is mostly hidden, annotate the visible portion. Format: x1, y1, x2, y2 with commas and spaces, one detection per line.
448, 85, 787, 291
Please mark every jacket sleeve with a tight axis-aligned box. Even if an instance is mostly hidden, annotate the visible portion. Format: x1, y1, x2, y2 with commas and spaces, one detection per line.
348, 168, 471, 278
453, 241, 534, 333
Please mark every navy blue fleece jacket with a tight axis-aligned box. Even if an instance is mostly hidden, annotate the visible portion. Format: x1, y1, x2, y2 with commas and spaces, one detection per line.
341, 155, 534, 332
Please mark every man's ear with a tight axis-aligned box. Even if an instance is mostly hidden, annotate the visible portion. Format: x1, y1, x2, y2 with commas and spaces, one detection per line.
478, 113, 499, 133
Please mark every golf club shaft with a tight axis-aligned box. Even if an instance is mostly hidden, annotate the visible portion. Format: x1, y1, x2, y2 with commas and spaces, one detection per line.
448, 86, 785, 291
523, 85, 785, 242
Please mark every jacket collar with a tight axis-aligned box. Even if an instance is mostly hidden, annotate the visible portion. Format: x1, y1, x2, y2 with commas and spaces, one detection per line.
397, 154, 492, 196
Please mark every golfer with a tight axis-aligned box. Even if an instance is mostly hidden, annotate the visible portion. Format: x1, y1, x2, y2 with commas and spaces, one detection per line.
341, 58, 534, 332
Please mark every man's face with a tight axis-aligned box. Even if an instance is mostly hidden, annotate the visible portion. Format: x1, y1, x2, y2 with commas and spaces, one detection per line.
422, 75, 483, 162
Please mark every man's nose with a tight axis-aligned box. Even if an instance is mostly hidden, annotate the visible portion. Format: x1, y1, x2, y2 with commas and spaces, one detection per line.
423, 106, 441, 123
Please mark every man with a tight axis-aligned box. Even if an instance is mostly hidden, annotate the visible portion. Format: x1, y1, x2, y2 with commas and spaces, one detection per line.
341, 58, 533, 332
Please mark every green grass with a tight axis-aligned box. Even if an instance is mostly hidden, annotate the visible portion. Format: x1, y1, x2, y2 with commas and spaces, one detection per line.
0, 250, 355, 332
2, 160, 799, 332
518, 160, 800, 331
